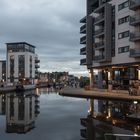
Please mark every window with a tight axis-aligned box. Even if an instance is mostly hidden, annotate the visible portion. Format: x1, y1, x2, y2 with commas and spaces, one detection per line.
118, 16, 129, 25
118, 31, 129, 39
118, 46, 129, 53
118, 1, 128, 11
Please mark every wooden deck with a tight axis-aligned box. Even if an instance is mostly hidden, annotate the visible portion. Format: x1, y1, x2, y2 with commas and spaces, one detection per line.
59, 87, 140, 102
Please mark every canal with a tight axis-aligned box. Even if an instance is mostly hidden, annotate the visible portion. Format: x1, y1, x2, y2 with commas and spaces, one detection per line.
0, 88, 89, 140
1, 88, 140, 140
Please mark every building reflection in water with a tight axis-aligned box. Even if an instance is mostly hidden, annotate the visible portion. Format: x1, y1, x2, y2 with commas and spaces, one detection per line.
80, 99, 140, 140
0, 93, 6, 115
0, 91, 40, 134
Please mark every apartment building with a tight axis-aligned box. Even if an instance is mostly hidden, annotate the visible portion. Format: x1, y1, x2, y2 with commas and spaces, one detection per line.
6, 42, 40, 84
6, 92, 40, 133
80, 0, 140, 89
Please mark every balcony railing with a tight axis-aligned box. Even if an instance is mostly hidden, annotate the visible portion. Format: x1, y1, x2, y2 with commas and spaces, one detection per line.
94, 28, 104, 36
95, 42, 104, 49
80, 24, 86, 34
80, 16, 86, 23
93, 55, 105, 61
80, 47, 86, 55
129, 0, 140, 10
80, 58, 86, 65
94, 14, 104, 24
130, 14, 140, 26
130, 32, 140, 41
130, 48, 140, 57
35, 59, 40, 63
80, 35, 86, 44
35, 64, 40, 68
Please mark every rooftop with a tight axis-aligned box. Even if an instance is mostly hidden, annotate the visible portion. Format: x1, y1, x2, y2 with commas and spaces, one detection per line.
6, 42, 36, 48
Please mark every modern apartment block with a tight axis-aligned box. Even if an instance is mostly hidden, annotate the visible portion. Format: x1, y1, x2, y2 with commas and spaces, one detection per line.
80, 0, 140, 89
0, 60, 6, 82
6, 42, 40, 84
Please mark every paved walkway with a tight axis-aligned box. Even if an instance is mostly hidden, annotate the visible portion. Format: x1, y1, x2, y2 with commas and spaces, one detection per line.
59, 87, 140, 102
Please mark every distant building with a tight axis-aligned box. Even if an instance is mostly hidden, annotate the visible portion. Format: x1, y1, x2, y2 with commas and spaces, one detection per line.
0, 60, 6, 82
80, 0, 140, 89
6, 42, 40, 84
38, 72, 69, 84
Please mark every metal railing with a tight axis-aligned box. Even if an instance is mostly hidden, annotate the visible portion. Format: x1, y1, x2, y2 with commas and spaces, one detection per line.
130, 32, 140, 41
80, 47, 86, 55
93, 55, 105, 61
80, 35, 86, 43
129, 0, 140, 9
130, 14, 140, 25
94, 14, 104, 23
80, 24, 86, 32
95, 42, 105, 48
80, 58, 86, 65
94, 28, 104, 36
130, 48, 140, 57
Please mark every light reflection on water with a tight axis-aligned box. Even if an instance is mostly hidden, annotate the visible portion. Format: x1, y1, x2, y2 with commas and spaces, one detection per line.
0, 88, 89, 140
81, 99, 140, 140
1, 88, 140, 140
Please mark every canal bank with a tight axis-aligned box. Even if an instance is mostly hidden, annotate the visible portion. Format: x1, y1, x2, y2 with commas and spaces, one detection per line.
59, 87, 140, 102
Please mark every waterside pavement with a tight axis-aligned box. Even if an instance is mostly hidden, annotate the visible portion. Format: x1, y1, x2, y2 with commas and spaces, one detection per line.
59, 87, 140, 102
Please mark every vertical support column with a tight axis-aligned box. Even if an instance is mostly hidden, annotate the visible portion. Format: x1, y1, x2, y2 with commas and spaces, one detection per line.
98, 69, 103, 88
108, 68, 113, 92
89, 68, 94, 89
137, 70, 140, 95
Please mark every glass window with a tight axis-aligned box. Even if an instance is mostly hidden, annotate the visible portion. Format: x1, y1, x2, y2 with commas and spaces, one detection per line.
118, 46, 129, 53
118, 1, 128, 11
118, 31, 129, 39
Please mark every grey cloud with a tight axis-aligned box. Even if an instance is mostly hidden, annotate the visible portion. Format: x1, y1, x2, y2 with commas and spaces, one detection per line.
0, 0, 87, 76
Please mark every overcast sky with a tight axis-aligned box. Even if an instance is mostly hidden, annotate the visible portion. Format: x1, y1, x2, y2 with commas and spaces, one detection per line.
0, 0, 88, 76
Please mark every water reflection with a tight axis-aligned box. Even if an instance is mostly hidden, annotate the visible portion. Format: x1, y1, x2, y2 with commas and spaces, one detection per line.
0, 90, 40, 134
81, 99, 140, 140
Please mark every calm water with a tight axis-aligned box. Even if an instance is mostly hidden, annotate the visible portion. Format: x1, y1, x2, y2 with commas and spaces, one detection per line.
1, 88, 140, 140
0, 88, 89, 140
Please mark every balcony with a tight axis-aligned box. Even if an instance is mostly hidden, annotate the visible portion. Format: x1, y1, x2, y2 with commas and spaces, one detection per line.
129, 0, 140, 10
80, 58, 86, 65
130, 32, 140, 42
35, 64, 40, 68
35, 59, 40, 63
80, 24, 86, 34
93, 55, 105, 62
95, 42, 105, 49
94, 14, 104, 25
130, 14, 140, 26
130, 48, 140, 57
80, 47, 86, 55
80, 16, 86, 23
94, 28, 104, 37
80, 35, 86, 44
35, 69, 38, 73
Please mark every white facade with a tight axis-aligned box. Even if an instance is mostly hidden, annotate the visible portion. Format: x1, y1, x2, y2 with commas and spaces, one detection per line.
6, 42, 39, 84
7, 52, 35, 82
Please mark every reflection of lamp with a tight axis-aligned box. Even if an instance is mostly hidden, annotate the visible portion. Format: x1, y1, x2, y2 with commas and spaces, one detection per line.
138, 70, 140, 80
134, 101, 138, 104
